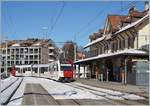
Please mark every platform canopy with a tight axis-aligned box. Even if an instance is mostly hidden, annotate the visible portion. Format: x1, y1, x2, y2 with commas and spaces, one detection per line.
74, 49, 148, 64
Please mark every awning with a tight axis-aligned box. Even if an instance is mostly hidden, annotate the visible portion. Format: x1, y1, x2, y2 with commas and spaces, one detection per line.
74, 49, 148, 64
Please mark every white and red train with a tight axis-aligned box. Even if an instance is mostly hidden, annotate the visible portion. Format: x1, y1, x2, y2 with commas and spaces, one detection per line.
49, 60, 75, 82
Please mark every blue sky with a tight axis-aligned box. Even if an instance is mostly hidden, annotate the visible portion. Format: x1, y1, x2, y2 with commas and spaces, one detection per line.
2, 1, 146, 47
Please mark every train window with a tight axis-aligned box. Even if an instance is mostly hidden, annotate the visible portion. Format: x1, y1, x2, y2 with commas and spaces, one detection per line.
53, 64, 58, 71
61, 66, 72, 71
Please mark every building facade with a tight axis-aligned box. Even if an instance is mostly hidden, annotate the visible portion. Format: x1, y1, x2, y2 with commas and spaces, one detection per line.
75, 4, 149, 85
0, 38, 58, 72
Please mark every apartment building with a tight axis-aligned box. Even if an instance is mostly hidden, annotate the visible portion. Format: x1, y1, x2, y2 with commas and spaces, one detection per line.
0, 38, 58, 72
75, 3, 149, 85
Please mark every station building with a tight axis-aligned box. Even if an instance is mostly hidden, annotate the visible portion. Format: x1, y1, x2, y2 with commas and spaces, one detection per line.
75, 4, 149, 85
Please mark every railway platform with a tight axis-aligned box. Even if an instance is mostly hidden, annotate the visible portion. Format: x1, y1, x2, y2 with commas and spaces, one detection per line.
74, 78, 149, 99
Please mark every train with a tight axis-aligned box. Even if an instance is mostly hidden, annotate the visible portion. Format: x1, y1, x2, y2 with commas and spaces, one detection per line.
49, 60, 75, 82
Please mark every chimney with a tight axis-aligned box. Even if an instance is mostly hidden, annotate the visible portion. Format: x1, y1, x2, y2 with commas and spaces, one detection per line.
144, 1, 149, 11
129, 6, 136, 13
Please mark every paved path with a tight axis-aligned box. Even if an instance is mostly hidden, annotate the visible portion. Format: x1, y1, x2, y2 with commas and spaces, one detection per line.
22, 83, 58, 105
21, 80, 148, 105
75, 78, 149, 98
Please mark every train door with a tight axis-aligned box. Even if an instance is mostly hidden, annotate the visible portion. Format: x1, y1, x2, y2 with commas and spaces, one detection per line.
58, 62, 64, 78
49, 61, 59, 80
53, 62, 59, 80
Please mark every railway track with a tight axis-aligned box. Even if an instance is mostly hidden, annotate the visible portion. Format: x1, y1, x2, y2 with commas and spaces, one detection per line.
6, 77, 148, 105
22, 83, 81, 105
65, 82, 148, 105
1, 77, 18, 93
1, 77, 23, 105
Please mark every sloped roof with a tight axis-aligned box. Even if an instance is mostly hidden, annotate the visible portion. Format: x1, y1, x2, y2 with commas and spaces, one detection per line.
0, 41, 17, 48
85, 13, 149, 48
115, 14, 149, 35
89, 29, 104, 41
0, 39, 54, 48
108, 15, 132, 32
129, 10, 146, 18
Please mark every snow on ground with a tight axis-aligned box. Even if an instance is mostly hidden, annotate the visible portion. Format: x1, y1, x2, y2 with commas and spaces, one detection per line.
1, 77, 23, 105
7, 77, 105, 105
122, 94, 145, 100
7, 77, 145, 105
41, 78, 104, 100
1, 76, 18, 91
73, 82, 145, 100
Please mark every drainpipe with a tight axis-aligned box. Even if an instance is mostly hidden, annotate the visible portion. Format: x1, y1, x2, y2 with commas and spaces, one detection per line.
78, 64, 80, 78
124, 58, 127, 85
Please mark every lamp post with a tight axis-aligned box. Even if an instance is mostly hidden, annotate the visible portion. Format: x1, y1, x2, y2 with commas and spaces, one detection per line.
4, 37, 8, 76
21, 56, 25, 76
74, 42, 77, 62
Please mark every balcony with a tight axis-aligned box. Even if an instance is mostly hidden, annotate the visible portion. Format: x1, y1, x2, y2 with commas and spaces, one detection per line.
48, 59, 54, 62
48, 47, 54, 49
49, 52, 54, 55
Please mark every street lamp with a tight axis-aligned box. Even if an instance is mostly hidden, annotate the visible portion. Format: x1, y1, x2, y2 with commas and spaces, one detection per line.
21, 56, 25, 75
74, 43, 77, 62
4, 36, 8, 76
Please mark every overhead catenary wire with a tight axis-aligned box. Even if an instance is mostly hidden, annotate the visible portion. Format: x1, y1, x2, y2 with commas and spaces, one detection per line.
76, 1, 138, 42
8, 14, 17, 38
49, 1, 65, 36
74, 2, 111, 38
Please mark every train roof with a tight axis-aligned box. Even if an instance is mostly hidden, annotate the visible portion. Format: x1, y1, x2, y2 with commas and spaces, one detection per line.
60, 64, 72, 67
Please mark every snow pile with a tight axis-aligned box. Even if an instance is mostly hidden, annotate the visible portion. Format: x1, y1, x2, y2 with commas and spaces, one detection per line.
122, 94, 145, 100
1, 76, 18, 92
1, 77, 23, 105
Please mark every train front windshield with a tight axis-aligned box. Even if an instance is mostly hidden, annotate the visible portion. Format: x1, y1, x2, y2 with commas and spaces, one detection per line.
60, 64, 72, 71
